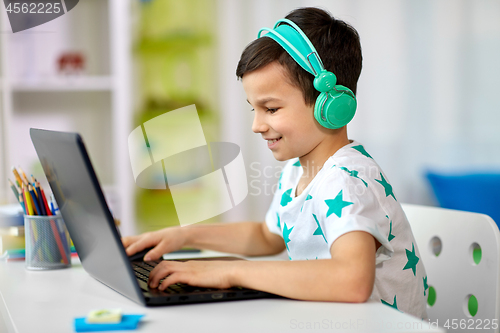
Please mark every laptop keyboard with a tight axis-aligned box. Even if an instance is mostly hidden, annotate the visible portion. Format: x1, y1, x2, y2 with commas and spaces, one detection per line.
132, 260, 218, 294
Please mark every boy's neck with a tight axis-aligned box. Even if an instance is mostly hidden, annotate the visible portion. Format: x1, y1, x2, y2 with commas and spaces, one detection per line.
298, 128, 350, 180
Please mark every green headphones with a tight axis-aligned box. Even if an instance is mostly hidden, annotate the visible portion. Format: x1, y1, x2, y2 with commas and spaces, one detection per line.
258, 19, 356, 129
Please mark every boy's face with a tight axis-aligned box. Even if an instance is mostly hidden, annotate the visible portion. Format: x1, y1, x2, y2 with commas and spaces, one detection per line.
242, 62, 326, 162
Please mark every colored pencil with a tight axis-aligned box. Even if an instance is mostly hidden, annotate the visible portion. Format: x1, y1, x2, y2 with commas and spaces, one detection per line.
8, 179, 20, 203
40, 187, 51, 216
23, 184, 34, 216
19, 194, 26, 215
18, 167, 30, 186
48, 217, 69, 264
28, 185, 40, 216
31, 176, 39, 198
39, 185, 68, 264
41, 187, 66, 250
11, 167, 23, 188
57, 218, 69, 251
34, 181, 46, 215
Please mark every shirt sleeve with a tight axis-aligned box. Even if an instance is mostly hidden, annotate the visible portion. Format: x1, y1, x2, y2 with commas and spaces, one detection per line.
264, 162, 292, 238
314, 169, 394, 264
264, 197, 282, 237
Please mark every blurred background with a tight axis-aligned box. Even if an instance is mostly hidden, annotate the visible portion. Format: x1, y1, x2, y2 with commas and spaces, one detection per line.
1, 0, 499, 237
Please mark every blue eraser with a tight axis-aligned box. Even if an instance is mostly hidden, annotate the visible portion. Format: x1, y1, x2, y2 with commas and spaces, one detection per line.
74, 314, 144, 332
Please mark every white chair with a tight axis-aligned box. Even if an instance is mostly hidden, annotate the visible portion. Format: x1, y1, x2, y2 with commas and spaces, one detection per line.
402, 204, 500, 332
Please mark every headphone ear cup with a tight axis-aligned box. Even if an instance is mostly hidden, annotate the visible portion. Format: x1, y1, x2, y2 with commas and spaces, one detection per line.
314, 87, 357, 129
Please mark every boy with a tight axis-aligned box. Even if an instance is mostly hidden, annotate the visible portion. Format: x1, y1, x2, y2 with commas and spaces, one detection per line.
123, 7, 428, 318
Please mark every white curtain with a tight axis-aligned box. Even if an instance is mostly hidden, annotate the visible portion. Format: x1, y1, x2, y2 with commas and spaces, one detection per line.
217, 0, 500, 222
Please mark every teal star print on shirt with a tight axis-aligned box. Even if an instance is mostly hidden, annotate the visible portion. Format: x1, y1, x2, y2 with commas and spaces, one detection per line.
403, 243, 420, 276
381, 295, 399, 311
339, 167, 368, 187
312, 214, 327, 243
300, 194, 313, 212
283, 222, 294, 251
276, 212, 281, 229
325, 190, 353, 218
375, 173, 397, 201
352, 145, 373, 159
281, 189, 293, 207
423, 276, 429, 296
293, 160, 301, 167
388, 220, 396, 242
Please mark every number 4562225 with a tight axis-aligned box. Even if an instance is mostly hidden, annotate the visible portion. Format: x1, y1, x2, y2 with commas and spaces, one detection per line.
443, 319, 498, 330
5, 2, 62, 14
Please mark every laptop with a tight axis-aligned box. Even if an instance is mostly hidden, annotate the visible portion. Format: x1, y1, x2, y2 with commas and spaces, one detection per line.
30, 128, 278, 306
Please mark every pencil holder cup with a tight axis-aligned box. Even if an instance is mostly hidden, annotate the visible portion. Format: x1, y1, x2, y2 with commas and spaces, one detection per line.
24, 214, 71, 270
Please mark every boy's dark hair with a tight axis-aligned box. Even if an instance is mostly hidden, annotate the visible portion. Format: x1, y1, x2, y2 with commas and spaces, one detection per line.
236, 7, 362, 105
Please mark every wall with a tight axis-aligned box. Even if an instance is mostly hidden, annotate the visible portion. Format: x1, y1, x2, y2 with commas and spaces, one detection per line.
217, 0, 500, 222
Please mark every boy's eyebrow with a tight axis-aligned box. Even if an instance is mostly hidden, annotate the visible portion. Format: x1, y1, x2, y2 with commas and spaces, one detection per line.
246, 97, 282, 105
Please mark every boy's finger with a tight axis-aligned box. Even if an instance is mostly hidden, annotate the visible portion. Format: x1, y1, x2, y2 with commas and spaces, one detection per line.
121, 235, 139, 248
159, 273, 180, 291
125, 241, 144, 256
144, 248, 162, 261
148, 262, 173, 288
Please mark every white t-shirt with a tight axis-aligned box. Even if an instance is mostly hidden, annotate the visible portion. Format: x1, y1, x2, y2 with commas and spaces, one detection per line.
265, 140, 428, 319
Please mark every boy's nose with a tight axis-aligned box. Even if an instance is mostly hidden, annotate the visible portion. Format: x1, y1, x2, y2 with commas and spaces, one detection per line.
252, 112, 268, 133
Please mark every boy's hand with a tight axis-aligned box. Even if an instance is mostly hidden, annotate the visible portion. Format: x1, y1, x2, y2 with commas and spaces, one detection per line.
121, 227, 187, 261
148, 260, 238, 291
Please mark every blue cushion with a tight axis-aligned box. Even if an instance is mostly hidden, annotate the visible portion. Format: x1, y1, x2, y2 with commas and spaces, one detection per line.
426, 171, 500, 226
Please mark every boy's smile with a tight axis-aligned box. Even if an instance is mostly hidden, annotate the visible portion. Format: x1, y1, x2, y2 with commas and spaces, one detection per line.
242, 61, 349, 168
242, 61, 325, 162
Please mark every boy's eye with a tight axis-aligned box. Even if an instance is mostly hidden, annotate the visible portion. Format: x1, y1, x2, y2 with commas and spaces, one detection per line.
267, 108, 279, 114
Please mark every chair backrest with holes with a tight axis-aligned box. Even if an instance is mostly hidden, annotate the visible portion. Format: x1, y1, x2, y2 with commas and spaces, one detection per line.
402, 204, 500, 332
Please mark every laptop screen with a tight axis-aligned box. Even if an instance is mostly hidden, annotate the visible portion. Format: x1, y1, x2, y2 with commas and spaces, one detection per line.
30, 128, 144, 305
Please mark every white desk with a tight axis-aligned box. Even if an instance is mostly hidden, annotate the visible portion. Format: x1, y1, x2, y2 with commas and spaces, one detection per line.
0, 252, 445, 333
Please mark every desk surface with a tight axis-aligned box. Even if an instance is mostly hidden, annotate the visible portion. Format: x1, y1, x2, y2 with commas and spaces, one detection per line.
0, 252, 445, 333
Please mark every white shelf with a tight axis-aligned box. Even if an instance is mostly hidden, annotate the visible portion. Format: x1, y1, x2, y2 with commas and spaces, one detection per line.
10, 76, 113, 92
0, 0, 135, 236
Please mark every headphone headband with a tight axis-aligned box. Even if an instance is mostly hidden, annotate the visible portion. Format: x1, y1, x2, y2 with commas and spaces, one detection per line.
258, 19, 325, 77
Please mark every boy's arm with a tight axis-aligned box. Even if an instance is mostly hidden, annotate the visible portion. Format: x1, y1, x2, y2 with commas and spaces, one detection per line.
184, 221, 286, 256
232, 230, 376, 302
148, 230, 376, 303
123, 221, 285, 259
